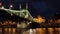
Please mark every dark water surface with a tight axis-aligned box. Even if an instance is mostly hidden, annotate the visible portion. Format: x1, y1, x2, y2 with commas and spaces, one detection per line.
0, 28, 60, 34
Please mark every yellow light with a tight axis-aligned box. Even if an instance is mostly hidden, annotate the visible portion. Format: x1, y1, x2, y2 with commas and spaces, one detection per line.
38, 17, 42, 20
36, 28, 46, 34
37, 16, 45, 23
12, 28, 16, 33
48, 28, 54, 34
37, 17, 43, 23
33, 16, 46, 23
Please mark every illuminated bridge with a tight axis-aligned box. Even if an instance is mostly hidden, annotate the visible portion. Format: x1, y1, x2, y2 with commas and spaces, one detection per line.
0, 3, 60, 34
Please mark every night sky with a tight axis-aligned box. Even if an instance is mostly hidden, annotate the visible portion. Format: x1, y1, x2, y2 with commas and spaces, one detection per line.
0, 0, 60, 19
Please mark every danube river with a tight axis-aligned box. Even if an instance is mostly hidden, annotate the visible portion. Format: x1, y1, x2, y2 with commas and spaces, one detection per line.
0, 28, 60, 34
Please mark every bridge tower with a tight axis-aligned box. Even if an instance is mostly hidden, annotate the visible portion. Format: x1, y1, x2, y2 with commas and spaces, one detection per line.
0, 3, 34, 34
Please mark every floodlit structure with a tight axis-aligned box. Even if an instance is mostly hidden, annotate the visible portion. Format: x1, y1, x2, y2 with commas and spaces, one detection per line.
0, 3, 33, 20
0, 3, 34, 34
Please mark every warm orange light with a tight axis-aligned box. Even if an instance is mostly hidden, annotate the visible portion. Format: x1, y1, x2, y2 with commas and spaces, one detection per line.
33, 16, 45, 23
36, 28, 46, 34
37, 17, 42, 22
57, 19, 60, 23
12, 28, 16, 33
48, 28, 54, 34
38, 17, 42, 20
9, 28, 11, 32
37, 16, 45, 23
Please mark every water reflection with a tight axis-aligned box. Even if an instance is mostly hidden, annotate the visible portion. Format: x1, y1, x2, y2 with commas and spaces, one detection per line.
36, 28, 46, 34
0, 28, 16, 34
0, 28, 60, 34
34, 28, 60, 34
48, 28, 54, 34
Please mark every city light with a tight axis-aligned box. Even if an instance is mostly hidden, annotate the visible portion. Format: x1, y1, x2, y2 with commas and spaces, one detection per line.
10, 4, 13, 8
9, 4, 13, 9
48, 28, 54, 34
56, 19, 60, 23
33, 16, 46, 24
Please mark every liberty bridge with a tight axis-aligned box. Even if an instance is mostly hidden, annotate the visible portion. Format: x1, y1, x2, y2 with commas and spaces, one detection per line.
0, 3, 35, 34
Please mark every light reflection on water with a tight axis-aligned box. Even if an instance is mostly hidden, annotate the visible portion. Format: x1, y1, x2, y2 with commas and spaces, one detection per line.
0, 28, 16, 34
0, 28, 60, 34
36, 28, 60, 34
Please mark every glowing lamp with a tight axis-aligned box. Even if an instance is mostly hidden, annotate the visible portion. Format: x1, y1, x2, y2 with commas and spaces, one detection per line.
9, 4, 13, 8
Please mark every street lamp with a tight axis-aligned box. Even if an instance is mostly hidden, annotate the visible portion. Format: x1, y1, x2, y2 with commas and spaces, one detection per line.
9, 4, 13, 15
9, 4, 13, 9
0, 3, 5, 9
